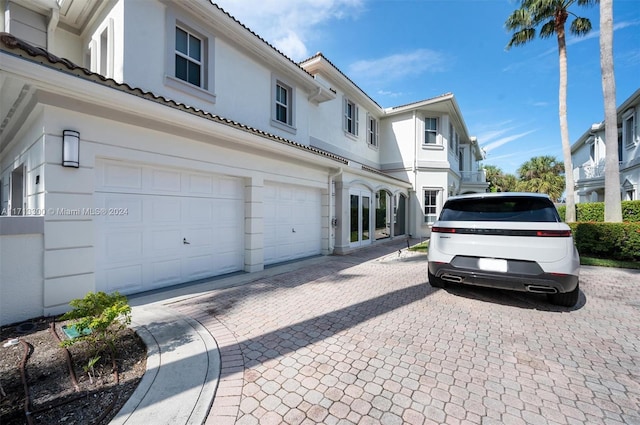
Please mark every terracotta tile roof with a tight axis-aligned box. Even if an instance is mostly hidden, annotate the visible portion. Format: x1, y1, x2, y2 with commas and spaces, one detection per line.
0, 32, 348, 165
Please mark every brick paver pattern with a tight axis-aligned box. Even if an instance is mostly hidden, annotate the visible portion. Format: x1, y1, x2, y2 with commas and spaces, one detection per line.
172, 241, 640, 425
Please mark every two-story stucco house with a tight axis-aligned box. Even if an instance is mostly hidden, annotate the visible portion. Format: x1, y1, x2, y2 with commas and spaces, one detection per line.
571, 88, 640, 203
0, 0, 487, 325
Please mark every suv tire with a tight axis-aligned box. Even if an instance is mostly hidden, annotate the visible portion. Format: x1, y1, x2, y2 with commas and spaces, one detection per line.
547, 282, 580, 307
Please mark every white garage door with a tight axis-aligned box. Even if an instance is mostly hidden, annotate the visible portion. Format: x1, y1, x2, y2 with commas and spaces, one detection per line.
264, 183, 322, 265
95, 160, 244, 294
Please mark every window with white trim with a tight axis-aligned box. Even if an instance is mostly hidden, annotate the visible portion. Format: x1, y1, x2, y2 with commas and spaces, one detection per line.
367, 114, 378, 147
344, 98, 359, 136
425, 117, 438, 144
424, 189, 440, 224
175, 26, 202, 87
271, 77, 296, 132
623, 109, 636, 148
618, 131, 623, 162
164, 12, 216, 103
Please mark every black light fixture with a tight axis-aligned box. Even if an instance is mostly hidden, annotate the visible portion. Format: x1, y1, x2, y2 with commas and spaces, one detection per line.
62, 130, 80, 168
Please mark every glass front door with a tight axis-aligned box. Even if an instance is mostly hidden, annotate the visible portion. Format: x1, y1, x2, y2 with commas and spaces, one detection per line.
350, 191, 371, 246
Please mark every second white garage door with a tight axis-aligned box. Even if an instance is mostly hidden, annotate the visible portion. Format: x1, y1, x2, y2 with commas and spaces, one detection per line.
263, 183, 322, 265
94, 160, 244, 294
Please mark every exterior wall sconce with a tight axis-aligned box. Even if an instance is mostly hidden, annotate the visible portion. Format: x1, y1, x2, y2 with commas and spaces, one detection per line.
62, 130, 80, 168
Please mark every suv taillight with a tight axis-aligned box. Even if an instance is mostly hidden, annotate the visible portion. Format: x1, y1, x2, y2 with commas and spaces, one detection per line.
432, 226, 456, 233
536, 230, 572, 237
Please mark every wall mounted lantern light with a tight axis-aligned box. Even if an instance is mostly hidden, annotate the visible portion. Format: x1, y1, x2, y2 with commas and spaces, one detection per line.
62, 130, 80, 168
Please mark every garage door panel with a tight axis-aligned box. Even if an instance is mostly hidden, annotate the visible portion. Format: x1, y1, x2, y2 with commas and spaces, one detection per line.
100, 163, 143, 190
185, 198, 214, 221
96, 160, 244, 294
151, 198, 181, 222
103, 265, 143, 294
183, 255, 215, 281
264, 183, 321, 265
104, 231, 143, 262
151, 169, 181, 192
150, 229, 182, 253
151, 258, 182, 286
220, 178, 243, 198
187, 174, 214, 195
183, 227, 214, 247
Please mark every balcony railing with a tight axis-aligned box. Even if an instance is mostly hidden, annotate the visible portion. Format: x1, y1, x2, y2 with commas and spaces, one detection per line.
574, 161, 625, 181
461, 170, 487, 183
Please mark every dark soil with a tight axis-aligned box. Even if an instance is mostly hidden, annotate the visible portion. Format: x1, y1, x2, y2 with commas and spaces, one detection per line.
0, 316, 146, 425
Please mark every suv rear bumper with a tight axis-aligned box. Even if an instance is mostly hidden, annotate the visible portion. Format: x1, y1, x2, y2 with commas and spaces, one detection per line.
428, 260, 579, 294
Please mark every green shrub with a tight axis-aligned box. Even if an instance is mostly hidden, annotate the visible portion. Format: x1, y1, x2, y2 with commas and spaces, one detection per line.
569, 222, 640, 261
622, 200, 640, 222
557, 200, 640, 223
60, 291, 131, 351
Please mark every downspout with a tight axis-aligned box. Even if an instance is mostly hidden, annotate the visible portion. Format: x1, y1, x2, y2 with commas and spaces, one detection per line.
47, 8, 59, 51
329, 167, 343, 252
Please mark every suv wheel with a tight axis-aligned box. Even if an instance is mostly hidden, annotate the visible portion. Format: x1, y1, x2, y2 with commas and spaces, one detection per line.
547, 282, 580, 307
428, 270, 446, 288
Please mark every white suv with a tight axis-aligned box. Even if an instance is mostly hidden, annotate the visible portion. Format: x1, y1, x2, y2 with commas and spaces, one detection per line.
427, 192, 580, 307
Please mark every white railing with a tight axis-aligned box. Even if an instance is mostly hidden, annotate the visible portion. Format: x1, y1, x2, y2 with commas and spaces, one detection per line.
461, 170, 487, 183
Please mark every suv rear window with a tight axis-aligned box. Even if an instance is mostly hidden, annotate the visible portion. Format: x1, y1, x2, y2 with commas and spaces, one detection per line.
439, 196, 561, 222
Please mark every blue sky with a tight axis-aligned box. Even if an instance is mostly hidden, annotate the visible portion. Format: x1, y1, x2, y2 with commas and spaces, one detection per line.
214, 0, 640, 175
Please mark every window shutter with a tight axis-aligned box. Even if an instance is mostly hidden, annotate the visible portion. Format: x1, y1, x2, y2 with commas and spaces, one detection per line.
375, 119, 379, 146
343, 98, 348, 131
355, 105, 359, 136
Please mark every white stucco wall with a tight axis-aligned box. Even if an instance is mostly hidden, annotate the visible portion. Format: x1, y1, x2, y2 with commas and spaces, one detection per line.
0, 231, 44, 325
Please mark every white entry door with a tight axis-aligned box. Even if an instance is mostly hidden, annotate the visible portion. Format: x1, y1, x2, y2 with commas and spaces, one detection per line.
95, 160, 244, 294
263, 183, 322, 265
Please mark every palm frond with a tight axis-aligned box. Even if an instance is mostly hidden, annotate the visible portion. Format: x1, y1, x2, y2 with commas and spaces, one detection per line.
505, 8, 533, 31
539, 20, 557, 38
507, 28, 537, 49
570, 17, 593, 35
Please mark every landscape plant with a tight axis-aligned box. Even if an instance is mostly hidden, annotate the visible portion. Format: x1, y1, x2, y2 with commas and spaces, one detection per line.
59, 291, 132, 377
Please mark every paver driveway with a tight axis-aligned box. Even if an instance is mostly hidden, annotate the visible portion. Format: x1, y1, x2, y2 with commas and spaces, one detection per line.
171, 240, 640, 425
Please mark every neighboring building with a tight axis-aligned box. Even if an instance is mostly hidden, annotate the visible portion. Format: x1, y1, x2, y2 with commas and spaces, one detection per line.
572, 88, 640, 203
0, 0, 486, 324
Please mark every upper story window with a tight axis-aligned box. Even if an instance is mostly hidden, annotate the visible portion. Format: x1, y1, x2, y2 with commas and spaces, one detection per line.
271, 77, 296, 133
164, 11, 216, 104
344, 98, 359, 137
175, 26, 202, 87
367, 114, 378, 147
425, 117, 438, 144
589, 140, 596, 162
623, 109, 636, 149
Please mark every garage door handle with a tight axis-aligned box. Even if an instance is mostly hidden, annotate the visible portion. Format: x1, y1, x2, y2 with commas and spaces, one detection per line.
183, 238, 190, 245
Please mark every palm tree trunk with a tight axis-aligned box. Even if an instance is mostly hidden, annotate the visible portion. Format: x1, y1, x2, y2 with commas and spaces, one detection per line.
600, 0, 622, 222
556, 22, 576, 222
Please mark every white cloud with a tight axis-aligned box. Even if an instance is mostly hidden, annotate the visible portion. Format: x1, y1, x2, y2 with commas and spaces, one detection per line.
214, 0, 365, 60
348, 49, 447, 84
482, 129, 537, 152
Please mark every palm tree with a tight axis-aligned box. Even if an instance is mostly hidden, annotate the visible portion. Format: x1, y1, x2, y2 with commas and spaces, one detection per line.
484, 165, 519, 193
506, 0, 598, 222
516, 156, 565, 201
600, 0, 622, 222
